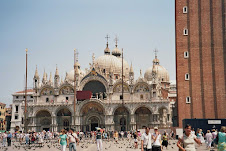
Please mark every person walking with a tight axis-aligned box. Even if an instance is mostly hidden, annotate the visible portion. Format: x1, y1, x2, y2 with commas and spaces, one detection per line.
133, 131, 138, 149
2, 131, 7, 147
152, 127, 162, 151
162, 131, 169, 150
217, 126, 226, 151
177, 124, 201, 151
113, 131, 119, 143
67, 128, 79, 151
7, 131, 12, 146
205, 130, 212, 149
25, 132, 30, 145
196, 129, 202, 146
58, 129, 68, 151
141, 127, 152, 151
96, 129, 103, 151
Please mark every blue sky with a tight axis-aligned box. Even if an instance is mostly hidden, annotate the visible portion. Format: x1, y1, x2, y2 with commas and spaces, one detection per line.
0, 0, 175, 106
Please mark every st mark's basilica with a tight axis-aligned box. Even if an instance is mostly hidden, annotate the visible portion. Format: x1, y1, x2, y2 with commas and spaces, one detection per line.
11, 38, 176, 132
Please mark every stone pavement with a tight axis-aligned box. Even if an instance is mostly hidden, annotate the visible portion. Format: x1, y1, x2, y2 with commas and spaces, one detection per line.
1, 139, 217, 151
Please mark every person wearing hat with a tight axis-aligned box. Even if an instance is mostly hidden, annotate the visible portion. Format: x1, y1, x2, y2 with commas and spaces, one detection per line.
152, 127, 162, 151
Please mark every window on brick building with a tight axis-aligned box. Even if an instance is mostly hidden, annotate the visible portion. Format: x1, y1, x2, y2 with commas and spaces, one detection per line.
183, 6, 188, 13
183, 29, 188, 35
184, 51, 189, 58
15, 115, 18, 120
16, 96, 19, 99
185, 73, 190, 80
186, 96, 191, 104
46, 98, 49, 102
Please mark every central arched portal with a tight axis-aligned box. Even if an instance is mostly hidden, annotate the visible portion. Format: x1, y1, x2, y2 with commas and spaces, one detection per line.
56, 108, 72, 131
80, 102, 105, 131
87, 116, 100, 131
135, 107, 152, 129
36, 110, 51, 132
114, 107, 130, 131
83, 80, 106, 98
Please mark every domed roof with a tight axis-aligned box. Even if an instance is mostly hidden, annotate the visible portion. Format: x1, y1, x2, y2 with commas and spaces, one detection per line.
144, 57, 169, 82
112, 47, 121, 57
95, 55, 122, 73
95, 54, 130, 79
67, 68, 85, 81
104, 47, 111, 54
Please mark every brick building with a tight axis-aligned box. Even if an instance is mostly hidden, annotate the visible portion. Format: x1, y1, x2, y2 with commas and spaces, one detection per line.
176, 0, 226, 127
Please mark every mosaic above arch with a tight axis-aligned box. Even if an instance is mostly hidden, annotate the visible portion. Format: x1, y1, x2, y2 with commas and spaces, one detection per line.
40, 87, 54, 95
134, 83, 149, 92
59, 86, 74, 95
113, 83, 129, 93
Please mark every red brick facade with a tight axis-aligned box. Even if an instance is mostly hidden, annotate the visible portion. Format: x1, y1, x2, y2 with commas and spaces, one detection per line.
176, 0, 226, 127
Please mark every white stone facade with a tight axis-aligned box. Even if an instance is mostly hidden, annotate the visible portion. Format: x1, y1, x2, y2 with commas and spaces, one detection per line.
11, 43, 175, 132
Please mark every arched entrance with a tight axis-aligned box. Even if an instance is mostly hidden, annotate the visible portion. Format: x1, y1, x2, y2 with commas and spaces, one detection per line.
83, 80, 106, 98
36, 110, 51, 132
114, 107, 130, 131
87, 116, 100, 131
135, 107, 152, 129
56, 108, 72, 131
80, 102, 105, 131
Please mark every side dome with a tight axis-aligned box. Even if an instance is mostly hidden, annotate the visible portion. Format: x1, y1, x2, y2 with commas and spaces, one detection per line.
112, 47, 121, 57
67, 68, 85, 81
144, 57, 169, 82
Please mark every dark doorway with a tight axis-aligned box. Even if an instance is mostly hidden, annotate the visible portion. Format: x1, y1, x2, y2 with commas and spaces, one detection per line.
91, 123, 98, 131
120, 117, 126, 131
43, 128, 49, 131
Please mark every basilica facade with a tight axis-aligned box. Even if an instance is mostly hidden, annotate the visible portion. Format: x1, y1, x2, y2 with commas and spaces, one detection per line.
11, 40, 175, 132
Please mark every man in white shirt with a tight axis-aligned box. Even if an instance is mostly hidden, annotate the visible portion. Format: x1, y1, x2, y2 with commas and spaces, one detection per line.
152, 127, 162, 151
67, 128, 79, 151
141, 127, 152, 151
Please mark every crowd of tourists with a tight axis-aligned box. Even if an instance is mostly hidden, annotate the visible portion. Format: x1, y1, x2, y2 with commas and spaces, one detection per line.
0, 125, 225, 151
177, 125, 226, 151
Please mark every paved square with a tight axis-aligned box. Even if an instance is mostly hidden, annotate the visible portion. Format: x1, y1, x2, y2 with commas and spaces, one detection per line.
1, 139, 217, 151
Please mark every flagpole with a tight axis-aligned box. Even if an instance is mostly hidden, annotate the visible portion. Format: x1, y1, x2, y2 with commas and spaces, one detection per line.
122, 48, 124, 106
74, 49, 76, 130
24, 48, 28, 132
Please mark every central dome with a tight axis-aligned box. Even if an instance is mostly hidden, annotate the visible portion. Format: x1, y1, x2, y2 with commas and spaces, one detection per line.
95, 54, 130, 80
